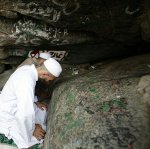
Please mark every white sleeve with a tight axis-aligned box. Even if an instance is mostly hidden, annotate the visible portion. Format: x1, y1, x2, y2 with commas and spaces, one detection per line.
14, 77, 36, 148
34, 95, 38, 102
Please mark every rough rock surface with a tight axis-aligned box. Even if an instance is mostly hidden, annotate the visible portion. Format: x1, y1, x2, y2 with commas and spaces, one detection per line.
137, 75, 150, 105
0, 69, 15, 90
0, 0, 149, 65
44, 54, 150, 149
0, 0, 145, 46
0, 64, 5, 74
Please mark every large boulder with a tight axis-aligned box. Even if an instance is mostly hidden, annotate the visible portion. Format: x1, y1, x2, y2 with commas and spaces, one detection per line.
44, 54, 150, 149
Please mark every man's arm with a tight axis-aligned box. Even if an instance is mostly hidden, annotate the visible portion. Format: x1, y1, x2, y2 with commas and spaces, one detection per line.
14, 77, 36, 148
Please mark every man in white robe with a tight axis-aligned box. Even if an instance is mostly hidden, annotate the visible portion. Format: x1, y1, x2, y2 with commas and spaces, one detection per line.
0, 58, 62, 149
18, 52, 52, 101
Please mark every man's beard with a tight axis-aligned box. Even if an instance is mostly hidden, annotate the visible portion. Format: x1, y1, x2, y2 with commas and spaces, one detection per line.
39, 78, 50, 84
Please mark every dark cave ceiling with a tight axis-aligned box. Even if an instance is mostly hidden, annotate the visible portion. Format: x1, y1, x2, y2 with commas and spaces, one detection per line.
0, 0, 150, 64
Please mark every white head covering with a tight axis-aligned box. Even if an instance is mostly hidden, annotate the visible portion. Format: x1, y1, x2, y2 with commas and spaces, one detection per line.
39, 52, 51, 59
44, 58, 62, 77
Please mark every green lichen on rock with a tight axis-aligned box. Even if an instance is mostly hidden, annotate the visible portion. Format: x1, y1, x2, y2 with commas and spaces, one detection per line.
44, 54, 150, 149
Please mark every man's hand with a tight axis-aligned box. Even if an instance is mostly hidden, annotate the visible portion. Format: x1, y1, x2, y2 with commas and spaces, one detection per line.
33, 124, 46, 141
35, 101, 47, 110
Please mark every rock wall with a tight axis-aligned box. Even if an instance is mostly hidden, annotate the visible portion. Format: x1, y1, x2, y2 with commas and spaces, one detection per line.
0, 0, 149, 66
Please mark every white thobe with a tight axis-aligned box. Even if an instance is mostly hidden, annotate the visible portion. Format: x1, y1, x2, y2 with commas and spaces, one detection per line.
0, 65, 47, 149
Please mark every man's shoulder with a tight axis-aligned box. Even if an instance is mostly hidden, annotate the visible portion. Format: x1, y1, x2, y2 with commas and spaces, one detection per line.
17, 64, 32, 71
15, 65, 33, 77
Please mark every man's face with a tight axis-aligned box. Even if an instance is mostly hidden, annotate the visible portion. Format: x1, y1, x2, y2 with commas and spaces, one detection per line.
40, 73, 56, 83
